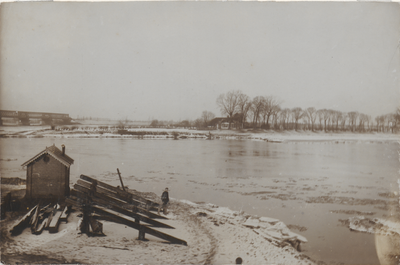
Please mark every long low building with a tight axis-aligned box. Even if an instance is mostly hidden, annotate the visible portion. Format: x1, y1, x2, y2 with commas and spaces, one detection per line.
0, 110, 71, 126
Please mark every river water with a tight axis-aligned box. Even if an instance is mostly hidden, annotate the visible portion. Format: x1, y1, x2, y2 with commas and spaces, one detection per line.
0, 137, 398, 264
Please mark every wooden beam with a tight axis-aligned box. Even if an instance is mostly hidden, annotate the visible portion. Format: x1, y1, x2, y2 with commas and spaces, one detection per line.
77, 180, 147, 209
76, 179, 163, 218
48, 208, 64, 233
80, 175, 160, 208
72, 184, 168, 221
91, 205, 187, 245
10, 205, 38, 235
92, 197, 172, 228
34, 218, 48, 235
76, 180, 131, 204
117, 168, 126, 191
72, 188, 173, 228
60, 206, 69, 221
65, 196, 186, 245
30, 205, 40, 233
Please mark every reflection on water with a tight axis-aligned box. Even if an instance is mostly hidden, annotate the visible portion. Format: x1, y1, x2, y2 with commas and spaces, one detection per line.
0, 138, 398, 264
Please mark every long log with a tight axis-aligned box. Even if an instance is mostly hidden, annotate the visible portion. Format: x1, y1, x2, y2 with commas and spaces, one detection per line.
65, 196, 186, 245
73, 182, 163, 219
80, 175, 159, 208
71, 188, 164, 220
69, 189, 166, 222
60, 206, 69, 221
77, 180, 147, 209
76, 179, 140, 205
90, 198, 168, 228
46, 208, 55, 229
48, 208, 64, 233
117, 168, 126, 191
91, 205, 187, 245
75, 181, 166, 219
30, 205, 40, 233
34, 218, 48, 235
72, 184, 167, 220
10, 205, 38, 235
72, 188, 173, 228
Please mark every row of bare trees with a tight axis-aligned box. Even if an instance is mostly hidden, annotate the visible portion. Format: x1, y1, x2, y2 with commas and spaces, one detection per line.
215, 90, 400, 133
216, 90, 281, 130
375, 112, 400, 133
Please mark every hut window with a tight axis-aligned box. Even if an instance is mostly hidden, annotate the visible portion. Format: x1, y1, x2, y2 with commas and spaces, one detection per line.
43, 155, 50, 163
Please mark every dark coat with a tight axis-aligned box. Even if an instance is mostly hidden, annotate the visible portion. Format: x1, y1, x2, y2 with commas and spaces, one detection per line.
161, 191, 169, 204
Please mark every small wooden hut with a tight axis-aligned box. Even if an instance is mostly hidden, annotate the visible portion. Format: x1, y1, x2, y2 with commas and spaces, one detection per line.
21, 144, 74, 200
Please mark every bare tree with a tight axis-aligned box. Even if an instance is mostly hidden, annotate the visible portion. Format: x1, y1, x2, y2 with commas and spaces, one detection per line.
326, 110, 332, 131
262, 96, 281, 129
288, 109, 295, 130
318, 109, 331, 132
291, 107, 303, 131
325, 109, 334, 132
301, 113, 309, 130
302, 110, 310, 130
305, 107, 317, 131
260, 98, 268, 127
150, 119, 159, 127
365, 115, 372, 132
331, 110, 341, 131
348, 111, 359, 132
375, 116, 380, 132
280, 108, 290, 130
237, 92, 252, 129
358, 113, 367, 132
194, 118, 203, 129
271, 106, 281, 130
317, 109, 324, 131
393, 108, 400, 133
250, 96, 264, 128
216, 90, 241, 129
201, 111, 215, 128
386, 113, 397, 133
178, 120, 191, 128
339, 112, 347, 131
379, 115, 386, 132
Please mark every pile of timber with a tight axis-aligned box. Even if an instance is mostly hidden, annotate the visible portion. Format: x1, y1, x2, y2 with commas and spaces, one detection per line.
10, 203, 69, 236
65, 174, 187, 245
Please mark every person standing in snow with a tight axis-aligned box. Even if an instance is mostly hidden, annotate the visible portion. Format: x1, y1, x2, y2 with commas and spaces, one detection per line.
158, 187, 169, 215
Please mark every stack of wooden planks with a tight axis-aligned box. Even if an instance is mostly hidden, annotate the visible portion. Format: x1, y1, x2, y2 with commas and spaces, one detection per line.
66, 174, 187, 245
10, 203, 69, 236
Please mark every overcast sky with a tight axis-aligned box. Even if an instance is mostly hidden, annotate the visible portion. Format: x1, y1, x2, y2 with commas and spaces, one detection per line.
0, 2, 399, 121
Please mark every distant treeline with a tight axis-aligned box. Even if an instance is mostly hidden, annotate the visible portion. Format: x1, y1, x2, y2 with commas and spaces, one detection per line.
211, 90, 399, 133
149, 90, 399, 133
72, 90, 399, 133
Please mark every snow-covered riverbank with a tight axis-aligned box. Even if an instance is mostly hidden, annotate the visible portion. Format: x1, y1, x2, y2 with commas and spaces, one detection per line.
1, 181, 314, 265
1, 126, 398, 143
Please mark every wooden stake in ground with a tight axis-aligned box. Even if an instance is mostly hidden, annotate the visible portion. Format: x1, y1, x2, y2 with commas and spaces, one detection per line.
117, 168, 125, 191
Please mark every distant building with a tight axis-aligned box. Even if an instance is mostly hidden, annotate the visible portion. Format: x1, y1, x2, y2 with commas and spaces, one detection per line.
21, 144, 74, 200
209, 117, 227, 129
0, 110, 71, 126
209, 116, 241, 130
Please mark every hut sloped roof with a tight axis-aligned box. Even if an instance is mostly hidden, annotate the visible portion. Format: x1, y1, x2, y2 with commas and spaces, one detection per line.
209, 117, 228, 126
21, 144, 74, 168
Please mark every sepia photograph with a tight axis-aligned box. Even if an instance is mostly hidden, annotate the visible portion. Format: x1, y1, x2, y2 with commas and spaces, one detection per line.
0, 2, 399, 264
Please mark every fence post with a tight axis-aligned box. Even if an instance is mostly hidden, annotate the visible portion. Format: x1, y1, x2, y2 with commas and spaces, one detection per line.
138, 227, 146, 240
